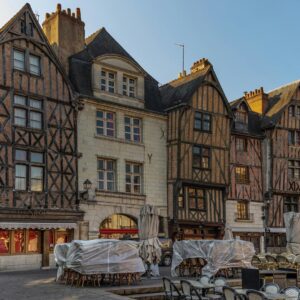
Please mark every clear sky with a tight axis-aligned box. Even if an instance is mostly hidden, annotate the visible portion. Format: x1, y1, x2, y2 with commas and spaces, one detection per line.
0, 0, 299, 101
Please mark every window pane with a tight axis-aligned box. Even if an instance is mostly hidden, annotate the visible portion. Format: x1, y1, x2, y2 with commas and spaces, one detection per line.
29, 99, 42, 109
15, 165, 27, 190
31, 166, 43, 179
14, 230, 25, 253
29, 112, 42, 129
14, 108, 26, 126
31, 152, 43, 163
15, 149, 27, 161
31, 166, 43, 192
29, 55, 40, 75
28, 230, 39, 252
0, 230, 9, 254
14, 95, 26, 105
13, 50, 25, 71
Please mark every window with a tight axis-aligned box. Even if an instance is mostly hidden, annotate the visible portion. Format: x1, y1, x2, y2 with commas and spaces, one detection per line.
284, 197, 298, 213
188, 188, 205, 210
13, 50, 25, 71
236, 137, 247, 152
237, 201, 249, 220
125, 162, 142, 194
289, 105, 300, 118
29, 54, 40, 76
100, 70, 115, 93
27, 230, 40, 253
194, 111, 212, 132
15, 150, 44, 192
97, 158, 115, 191
13, 50, 41, 75
235, 109, 248, 131
0, 230, 9, 254
193, 146, 210, 170
124, 116, 142, 142
178, 188, 184, 208
235, 166, 249, 184
14, 95, 43, 129
288, 130, 300, 146
123, 76, 136, 97
288, 160, 300, 179
96, 111, 115, 137
14, 230, 25, 253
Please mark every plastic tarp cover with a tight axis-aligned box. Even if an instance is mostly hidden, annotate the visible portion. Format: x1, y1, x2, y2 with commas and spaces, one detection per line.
284, 212, 300, 255
54, 239, 145, 277
171, 239, 255, 277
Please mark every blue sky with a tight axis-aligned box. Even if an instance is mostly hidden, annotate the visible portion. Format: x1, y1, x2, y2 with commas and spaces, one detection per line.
0, 1, 299, 100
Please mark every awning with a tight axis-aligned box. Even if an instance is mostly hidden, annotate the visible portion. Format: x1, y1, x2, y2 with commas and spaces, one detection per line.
0, 222, 77, 230
232, 227, 265, 233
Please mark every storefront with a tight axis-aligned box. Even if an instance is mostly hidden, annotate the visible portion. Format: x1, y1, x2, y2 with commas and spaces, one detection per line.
0, 222, 77, 271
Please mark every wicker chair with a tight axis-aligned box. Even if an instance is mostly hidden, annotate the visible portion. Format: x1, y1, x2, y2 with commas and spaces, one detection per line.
181, 280, 203, 300
163, 277, 183, 300
246, 290, 268, 300
265, 254, 278, 270
223, 286, 244, 300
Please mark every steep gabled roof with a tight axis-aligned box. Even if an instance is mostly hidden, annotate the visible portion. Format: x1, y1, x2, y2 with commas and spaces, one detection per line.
69, 27, 163, 112
159, 64, 232, 117
264, 80, 300, 124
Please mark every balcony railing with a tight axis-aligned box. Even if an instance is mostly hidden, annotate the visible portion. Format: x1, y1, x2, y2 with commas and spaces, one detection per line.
234, 212, 254, 222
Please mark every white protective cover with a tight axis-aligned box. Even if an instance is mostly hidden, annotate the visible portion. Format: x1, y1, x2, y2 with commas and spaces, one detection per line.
171, 239, 255, 277
54, 239, 145, 277
284, 212, 300, 255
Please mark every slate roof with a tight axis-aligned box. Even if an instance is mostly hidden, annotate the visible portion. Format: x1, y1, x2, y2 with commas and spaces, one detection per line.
230, 98, 265, 137
159, 68, 207, 109
69, 27, 164, 112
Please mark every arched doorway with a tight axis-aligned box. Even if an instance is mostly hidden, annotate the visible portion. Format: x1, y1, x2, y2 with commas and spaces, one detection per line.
99, 214, 138, 239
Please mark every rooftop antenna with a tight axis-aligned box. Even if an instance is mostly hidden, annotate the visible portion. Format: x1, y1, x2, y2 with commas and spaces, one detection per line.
175, 43, 185, 74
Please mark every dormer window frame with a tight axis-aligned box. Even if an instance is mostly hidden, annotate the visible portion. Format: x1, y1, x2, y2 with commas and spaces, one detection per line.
234, 104, 248, 131
100, 68, 116, 94
123, 75, 137, 98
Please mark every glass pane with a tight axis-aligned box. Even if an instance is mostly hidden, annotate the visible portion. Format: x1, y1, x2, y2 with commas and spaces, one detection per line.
98, 171, 104, 180
101, 71, 106, 77
125, 133, 131, 140
14, 230, 25, 253
126, 164, 131, 173
106, 161, 114, 170
97, 160, 104, 170
125, 117, 131, 124
108, 73, 115, 79
30, 65, 40, 76
126, 175, 131, 183
194, 120, 201, 129
29, 55, 39, 66
29, 99, 42, 109
31, 166, 43, 179
106, 113, 114, 120
29, 112, 42, 129
134, 185, 140, 193
107, 182, 114, 191
31, 152, 43, 163
16, 164, 26, 177
133, 165, 141, 173
14, 50, 24, 61
14, 108, 26, 118
126, 184, 131, 193
28, 230, 39, 252
193, 147, 201, 155
107, 129, 114, 136
134, 176, 140, 184
107, 122, 114, 129
96, 120, 103, 127
96, 111, 103, 118
31, 179, 43, 192
134, 134, 140, 142
14, 50, 25, 70
14, 95, 26, 105
0, 230, 9, 254
98, 181, 104, 190
107, 172, 114, 181
133, 118, 140, 126
15, 149, 27, 161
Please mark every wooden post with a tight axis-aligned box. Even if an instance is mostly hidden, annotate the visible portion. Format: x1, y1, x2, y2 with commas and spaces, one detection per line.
42, 230, 50, 268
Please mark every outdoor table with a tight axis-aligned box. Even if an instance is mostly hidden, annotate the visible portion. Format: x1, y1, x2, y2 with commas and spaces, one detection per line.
236, 288, 294, 300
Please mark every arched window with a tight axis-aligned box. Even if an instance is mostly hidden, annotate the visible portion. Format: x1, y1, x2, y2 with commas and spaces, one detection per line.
99, 214, 138, 240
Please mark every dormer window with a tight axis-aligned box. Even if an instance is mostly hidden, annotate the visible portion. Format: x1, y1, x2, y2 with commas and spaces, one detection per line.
235, 106, 248, 131
100, 70, 115, 93
123, 76, 136, 97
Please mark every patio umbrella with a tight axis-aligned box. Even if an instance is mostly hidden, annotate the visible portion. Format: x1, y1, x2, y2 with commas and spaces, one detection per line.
223, 225, 233, 240
138, 204, 162, 265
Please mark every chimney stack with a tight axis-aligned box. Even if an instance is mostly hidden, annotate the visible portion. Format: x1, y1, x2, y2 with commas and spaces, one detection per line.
42, 3, 85, 73
190, 58, 211, 74
244, 87, 268, 114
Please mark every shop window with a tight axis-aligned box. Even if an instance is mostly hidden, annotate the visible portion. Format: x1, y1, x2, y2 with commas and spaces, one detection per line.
56, 230, 70, 244
27, 230, 40, 253
14, 230, 25, 253
0, 230, 9, 254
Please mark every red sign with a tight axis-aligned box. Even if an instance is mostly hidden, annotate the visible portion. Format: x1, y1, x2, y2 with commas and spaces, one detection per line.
100, 228, 138, 235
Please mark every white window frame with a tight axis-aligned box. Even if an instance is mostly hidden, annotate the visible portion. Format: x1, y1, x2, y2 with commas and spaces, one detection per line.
123, 76, 136, 97
100, 69, 116, 93
97, 158, 116, 191
96, 110, 115, 137
124, 116, 142, 143
125, 162, 142, 194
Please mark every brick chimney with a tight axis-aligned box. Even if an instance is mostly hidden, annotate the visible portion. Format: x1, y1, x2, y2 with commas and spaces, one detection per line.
244, 87, 268, 114
42, 4, 85, 73
190, 58, 211, 74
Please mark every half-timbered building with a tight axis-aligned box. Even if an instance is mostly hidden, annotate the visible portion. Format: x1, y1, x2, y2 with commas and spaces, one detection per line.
160, 59, 232, 240
228, 97, 265, 250
0, 4, 83, 270
43, 5, 168, 241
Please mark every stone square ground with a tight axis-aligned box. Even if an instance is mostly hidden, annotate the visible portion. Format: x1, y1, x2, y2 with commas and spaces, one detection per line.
0, 267, 171, 300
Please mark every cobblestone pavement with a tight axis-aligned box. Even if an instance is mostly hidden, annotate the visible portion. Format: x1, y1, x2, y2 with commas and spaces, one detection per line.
0, 269, 132, 300
0, 267, 170, 300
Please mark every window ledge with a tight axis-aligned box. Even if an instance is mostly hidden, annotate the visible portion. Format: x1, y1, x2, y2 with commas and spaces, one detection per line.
93, 89, 144, 103
13, 68, 43, 79
94, 134, 145, 147
95, 189, 146, 198
234, 213, 254, 223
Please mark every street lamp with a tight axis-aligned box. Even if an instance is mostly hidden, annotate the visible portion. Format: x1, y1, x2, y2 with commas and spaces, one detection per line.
83, 179, 92, 191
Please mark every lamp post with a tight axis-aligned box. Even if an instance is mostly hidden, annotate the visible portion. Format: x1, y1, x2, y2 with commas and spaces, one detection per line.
81, 179, 92, 201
